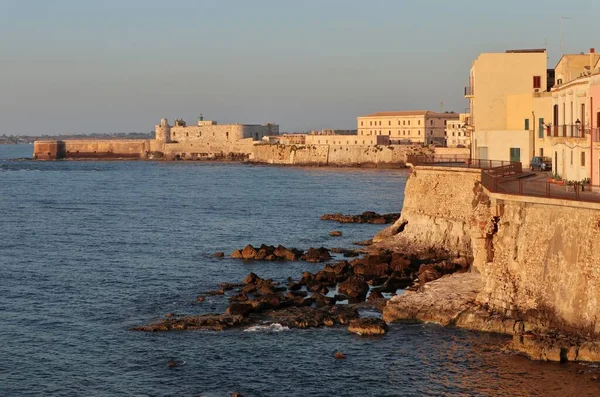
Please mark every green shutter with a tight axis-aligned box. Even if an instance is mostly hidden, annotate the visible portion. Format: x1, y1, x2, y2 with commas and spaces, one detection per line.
538, 118, 544, 138
524, 119, 530, 131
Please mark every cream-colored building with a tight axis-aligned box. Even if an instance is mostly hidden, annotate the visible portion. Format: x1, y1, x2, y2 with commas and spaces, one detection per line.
542, 51, 600, 182
357, 110, 458, 145
445, 113, 470, 147
467, 49, 551, 166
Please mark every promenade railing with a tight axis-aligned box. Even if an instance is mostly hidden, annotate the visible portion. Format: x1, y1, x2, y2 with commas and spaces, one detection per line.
407, 155, 518, 170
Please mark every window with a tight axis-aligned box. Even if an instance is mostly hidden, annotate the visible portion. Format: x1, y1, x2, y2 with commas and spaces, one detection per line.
403, 120, 406, 125
430, 120, 434, 125
418, 120, 421, 125
524, 118, 530, 131
533, 76, 541, 89
361, 121, 363, 126
355, 141, 357, 144
388, 121, 391, 126
581, 152, 586, 167
226, 131, 229, 139
398, 120, 400, 125
379, 121, 382, 126
571, 150, 573, 165
444, 120, 447, 125
509, 148, 521, 163
540, 148, 544, 157
452, 132, 455, 136
418, 131, 421, 135
538, 118, 544, 138
388, 131, 391, 135
408, 120, 410, 126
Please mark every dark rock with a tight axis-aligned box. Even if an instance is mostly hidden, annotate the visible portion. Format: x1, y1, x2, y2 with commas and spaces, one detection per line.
220, 282, 243, 291
308, 283, 329, 295
201, 289, 225, 296
311, 292, 336, 307
353, 239, 373, 246
230, 249, 243, 259
348, 318, 388, 336
337, 276, 369, 300
287, 290, 308, 298
132, 313, 250, 332
367, 291, 385, 301
243, 272, 260, 285
314, 270, 338, 286
302, 247, 332, 263
168, 360, 178, 368
334, 294, 349, 302
288, 281, 302, 291
329, 230, 343, 237
323, 261, 351, 276
241, 244, 258, 259
231, 393, 243, 397
389, 253, 412, 274
321, 212, 400, 224
343, 252, 360, 258
371, 276, 414, 293
228, 292, 249, 302
352, 262, 390, 281
334, 352, 346, 359
226, 302, 254, 317
213, 251, 225, 258
266, 305, 359, 329
196, 296, 205, 302
299, 271, 314, 285
417, 264, 443, 284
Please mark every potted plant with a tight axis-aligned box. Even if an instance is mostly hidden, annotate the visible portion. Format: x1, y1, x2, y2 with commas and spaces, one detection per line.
549, 172, 563, 185
564, 179, 575, 192
581, 178, 591, 192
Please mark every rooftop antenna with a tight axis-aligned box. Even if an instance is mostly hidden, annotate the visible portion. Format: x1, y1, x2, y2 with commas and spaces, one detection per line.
560, 16, 572, 56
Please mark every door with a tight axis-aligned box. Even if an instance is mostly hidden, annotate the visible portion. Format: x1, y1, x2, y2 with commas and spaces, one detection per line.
478, 147, 488, 160
509, 147, 521, 163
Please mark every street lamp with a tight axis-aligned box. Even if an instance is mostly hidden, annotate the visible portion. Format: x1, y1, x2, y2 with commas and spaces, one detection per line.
576, 119, 581, 137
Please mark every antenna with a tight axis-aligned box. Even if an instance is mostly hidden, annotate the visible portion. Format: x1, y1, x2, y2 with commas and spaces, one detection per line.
560, 16, 572, 55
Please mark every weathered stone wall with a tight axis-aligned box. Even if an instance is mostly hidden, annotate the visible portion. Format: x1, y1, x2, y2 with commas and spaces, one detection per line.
374, 166, 482, 259
480, 194, 600, 336
251, 144, 431, 167
33, 139, 150, 159
170, 124, 277, 143
380, 165, 600, 339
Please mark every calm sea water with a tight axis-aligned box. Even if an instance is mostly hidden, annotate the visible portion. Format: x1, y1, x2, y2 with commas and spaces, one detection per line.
1, 144, 599, 396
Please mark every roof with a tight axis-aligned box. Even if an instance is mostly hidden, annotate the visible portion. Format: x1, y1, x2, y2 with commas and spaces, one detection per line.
505, 48, 546, 54
359, 110, 459, 118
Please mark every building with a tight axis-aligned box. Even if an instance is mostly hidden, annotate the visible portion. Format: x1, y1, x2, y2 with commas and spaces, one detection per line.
542, 50, 600, 183
467, 49, 552, 166
445, 113, 470, 147
357, 110, 459, 145
158, 117, 279, 144
304, 133, 389, 146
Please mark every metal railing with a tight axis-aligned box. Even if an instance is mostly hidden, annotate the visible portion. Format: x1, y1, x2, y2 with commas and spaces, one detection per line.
407, 155, 518, 170
547, 125, 587, 138
484, 178, 600, 203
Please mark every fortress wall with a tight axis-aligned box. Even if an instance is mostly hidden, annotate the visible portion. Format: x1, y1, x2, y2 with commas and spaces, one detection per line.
251, 144, 431, 166
33, 140, 149, 159
161, 138, 257, 158
171, 125, 246, 142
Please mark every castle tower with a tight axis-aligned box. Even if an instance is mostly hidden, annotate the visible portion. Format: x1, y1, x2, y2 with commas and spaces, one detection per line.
155, 118, 171, 144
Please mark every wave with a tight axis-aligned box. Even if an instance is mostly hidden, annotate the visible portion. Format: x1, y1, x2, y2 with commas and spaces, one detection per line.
244, 323, 289, 333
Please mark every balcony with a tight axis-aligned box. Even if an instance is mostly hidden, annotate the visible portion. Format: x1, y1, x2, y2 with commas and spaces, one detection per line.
546, 125, 587, 139
464, 86, 474, 97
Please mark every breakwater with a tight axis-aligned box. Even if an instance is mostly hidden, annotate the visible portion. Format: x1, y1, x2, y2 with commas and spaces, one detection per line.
378, 165, 600, 361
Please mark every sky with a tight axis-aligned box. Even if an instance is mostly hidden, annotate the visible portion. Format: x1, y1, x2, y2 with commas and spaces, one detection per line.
1, 0, 599, 135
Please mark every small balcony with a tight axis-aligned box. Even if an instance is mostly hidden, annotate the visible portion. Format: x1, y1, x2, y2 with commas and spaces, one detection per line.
546, 125, 587, 139
464, 86, 474, 97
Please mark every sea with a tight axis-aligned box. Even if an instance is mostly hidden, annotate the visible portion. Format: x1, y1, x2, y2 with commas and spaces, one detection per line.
1, 144, 599, 396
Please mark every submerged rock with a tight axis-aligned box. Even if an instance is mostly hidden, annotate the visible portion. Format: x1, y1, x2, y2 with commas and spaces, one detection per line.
337, 276, 369, 301
302, 247, 332, 263
132, 313, 251, 332
348, 318, 388, 336
329, 231, 343, 237
334, 351, 346, 359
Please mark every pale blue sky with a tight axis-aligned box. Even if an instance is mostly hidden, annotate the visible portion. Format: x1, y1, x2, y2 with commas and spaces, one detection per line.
1, 0, 599, 135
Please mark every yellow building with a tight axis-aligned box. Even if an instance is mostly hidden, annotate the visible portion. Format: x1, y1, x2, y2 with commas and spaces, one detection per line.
467, 49, 551, 166
445, 113, 470, 147
357, 110, 458, 145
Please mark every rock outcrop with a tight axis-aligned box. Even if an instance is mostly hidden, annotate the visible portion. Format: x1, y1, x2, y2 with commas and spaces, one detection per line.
321, 211, 400, 224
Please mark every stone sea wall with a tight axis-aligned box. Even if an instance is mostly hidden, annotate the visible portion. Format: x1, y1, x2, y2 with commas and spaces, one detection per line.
380, 165, 600, 359
251, 144, 432, 167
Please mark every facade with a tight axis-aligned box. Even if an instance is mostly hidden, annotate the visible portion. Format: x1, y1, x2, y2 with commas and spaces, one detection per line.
357, 111, 459, 145
305, 133, 388, 146
445, 113, 470, 147
162, 118, 279, 143
541, 51, 600, 183
467, 49, 552, 166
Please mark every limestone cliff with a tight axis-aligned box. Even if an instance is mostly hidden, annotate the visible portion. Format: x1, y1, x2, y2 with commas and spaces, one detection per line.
381, 166, 600, 361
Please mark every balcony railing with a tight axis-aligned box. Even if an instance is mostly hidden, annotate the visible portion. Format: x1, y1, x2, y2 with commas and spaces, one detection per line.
464, 86, 474, 96
546, 125, 587, 138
